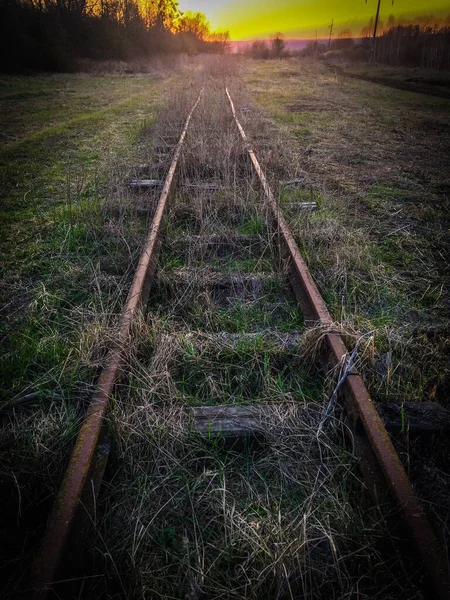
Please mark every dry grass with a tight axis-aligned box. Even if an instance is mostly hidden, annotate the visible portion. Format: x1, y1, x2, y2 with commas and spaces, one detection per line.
237, 57, 450, 555
2, 55, 445, 597
83, 60, 419, 599
237, 58, 450, 406
92, 392, 416, 599
0, 65, 196, 596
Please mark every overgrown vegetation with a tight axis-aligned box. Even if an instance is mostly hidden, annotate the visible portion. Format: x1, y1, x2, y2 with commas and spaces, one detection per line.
1, 55, 448, 597
0, 63, 185, 593
240, 56, 450, 553
86, 78, 419, 599
240, 57, 450, 406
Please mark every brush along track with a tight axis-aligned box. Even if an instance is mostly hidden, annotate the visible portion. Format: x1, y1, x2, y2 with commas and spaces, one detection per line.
30, 86, 449, 600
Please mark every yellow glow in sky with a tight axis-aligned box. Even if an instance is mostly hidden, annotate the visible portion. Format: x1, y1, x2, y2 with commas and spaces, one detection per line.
178, 0, 450, 39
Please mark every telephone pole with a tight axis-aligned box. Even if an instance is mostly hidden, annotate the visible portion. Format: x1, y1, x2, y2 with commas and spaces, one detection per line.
328, 18, 334, 49
371, 0, 381, 62
366, 0, 394, 62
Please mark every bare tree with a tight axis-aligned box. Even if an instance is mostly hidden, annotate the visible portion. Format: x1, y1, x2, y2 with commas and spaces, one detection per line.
332, 28, 354, 50
271, 32, 286, 58
250, 40, 270, 59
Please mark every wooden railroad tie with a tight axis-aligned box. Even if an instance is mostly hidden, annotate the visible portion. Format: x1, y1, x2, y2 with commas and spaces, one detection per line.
129, 179, 164, 188
289, 201, 317, 212
378, 401, 450, 435
129, 180, 223, 191
191, 401, 450, 448
192, 405, 263, 445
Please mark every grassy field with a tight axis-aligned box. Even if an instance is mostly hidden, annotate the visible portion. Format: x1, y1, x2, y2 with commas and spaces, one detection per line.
86, 77, 420, 600
327, 62, 450, 98
239, 58, 450, 407
236, 59, 450, 564
0, 70, 169, 398
1, 56, 449, 597
0, 66, 174, 593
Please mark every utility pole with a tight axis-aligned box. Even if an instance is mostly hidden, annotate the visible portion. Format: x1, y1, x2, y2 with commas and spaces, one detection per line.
366, 0, 394, 61
371, 0, 381, 62
328, 18, 334, 49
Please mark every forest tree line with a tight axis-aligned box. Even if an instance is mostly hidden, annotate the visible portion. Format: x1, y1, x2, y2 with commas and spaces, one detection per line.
0, 0, 230, 72
359, 14, 450, 69
250, 15, 450, 70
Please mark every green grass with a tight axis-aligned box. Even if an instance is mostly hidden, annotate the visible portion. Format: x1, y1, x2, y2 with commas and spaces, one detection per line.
214, 300, 304, 332
280, 186, 324, 205
159, 246, 274, 274
0, 72, 168, 403
1, 58, 444, 599
0, 74, 159, 144
238, 214, 266, 234
172, 338, 319, 406
0, 71, 169, 592
150, 296, 305, 334
241, 57, 450, 406
0, 68, 190, 596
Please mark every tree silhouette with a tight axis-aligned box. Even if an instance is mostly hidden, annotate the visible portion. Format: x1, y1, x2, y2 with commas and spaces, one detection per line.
0, 0, 230, 71
271, 32, 286, 58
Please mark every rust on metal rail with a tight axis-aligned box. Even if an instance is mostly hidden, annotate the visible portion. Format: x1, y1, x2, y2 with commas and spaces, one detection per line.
30, 91, 203, 599
226, 87, 450, 600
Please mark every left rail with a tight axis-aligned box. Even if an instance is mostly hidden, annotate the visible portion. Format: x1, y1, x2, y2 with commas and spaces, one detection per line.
30, 91, 203, 599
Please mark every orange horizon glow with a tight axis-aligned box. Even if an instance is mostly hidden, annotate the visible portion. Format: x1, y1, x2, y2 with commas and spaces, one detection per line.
178, 0, 450, 40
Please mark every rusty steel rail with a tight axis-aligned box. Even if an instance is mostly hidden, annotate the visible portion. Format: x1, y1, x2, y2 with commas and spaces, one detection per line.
30, 91, 203, 599
226, 87, 450, 600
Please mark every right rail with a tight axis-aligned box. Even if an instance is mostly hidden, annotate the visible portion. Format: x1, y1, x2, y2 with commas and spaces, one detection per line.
226, 86, 450, 600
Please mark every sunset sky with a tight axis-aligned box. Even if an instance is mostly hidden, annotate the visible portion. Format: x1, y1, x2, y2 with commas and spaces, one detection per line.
178, 0, 450, 39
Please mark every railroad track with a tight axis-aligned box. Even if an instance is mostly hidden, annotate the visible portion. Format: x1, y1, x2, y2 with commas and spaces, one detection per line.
30, 86, 450, 599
